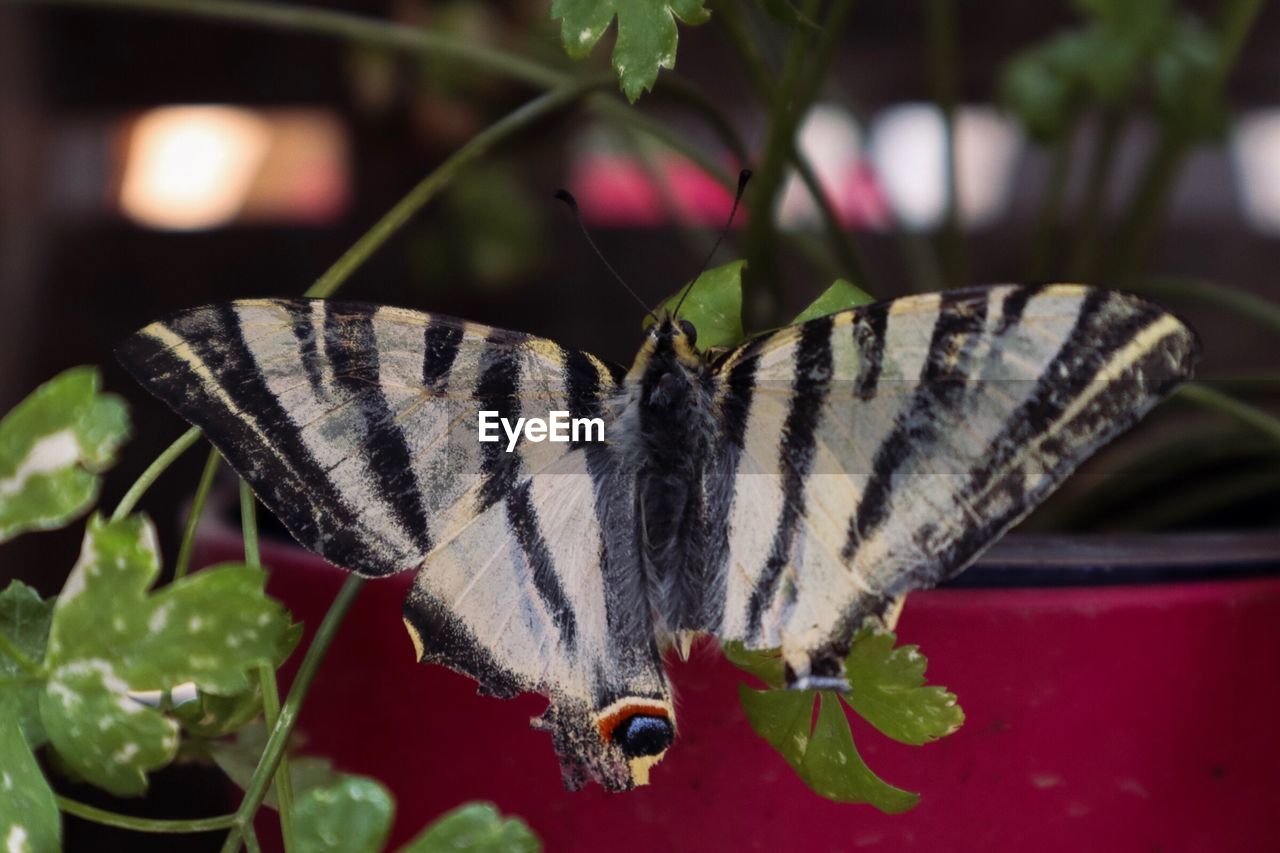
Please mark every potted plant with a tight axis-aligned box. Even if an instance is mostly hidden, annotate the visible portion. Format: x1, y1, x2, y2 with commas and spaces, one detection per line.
1, 0, 1277, 851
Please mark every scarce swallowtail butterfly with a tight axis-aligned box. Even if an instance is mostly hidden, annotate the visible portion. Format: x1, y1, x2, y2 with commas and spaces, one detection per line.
117, 281, 1197, 792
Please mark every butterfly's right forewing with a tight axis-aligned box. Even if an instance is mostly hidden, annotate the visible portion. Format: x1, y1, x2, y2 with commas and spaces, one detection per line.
709, 285, 1198, 684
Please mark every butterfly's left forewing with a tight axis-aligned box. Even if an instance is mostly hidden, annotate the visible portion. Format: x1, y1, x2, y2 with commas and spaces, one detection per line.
707, 285, 1198, 686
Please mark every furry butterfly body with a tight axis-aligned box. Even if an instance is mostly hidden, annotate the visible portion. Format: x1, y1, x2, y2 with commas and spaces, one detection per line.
117, 284, 1197, 791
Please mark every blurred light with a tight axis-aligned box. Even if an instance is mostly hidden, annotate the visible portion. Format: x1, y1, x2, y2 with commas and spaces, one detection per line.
1231, 110, 1280, 235
119, 106, 273, 230
868, 103, 1022, 230
779, 105, 891, 230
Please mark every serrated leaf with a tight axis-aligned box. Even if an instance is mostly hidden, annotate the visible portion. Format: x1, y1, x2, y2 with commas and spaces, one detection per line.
721, 641, 785, 689
804, 694, 919, 813
0, 581, 54, 747
38, 661, 179, 796
209, 720, 339, 810
844, 628, 965, 745
0, 367, 130, 543
38, 514, 294, 795
402, 802, 541, 853
294, 776, 394, 853
734, 629, 962, 810
645, 260, 745, 350
550, 0, 710, 102
791, 278, 875, 325
0, 715, 61, 853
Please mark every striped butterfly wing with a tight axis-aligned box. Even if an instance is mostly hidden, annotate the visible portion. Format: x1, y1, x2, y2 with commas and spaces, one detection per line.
116, 298, 621, 577
708, 285, 1198, 686
118, 299, 672, 790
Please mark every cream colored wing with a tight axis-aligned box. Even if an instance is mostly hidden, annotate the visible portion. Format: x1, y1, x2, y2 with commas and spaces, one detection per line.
707, 285, 1198, 686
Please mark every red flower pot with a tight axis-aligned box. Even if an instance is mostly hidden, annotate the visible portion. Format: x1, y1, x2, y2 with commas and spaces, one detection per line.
194, 514, 1280, 852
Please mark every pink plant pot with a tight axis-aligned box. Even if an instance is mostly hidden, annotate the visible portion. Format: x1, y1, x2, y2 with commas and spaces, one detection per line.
194, 515, 1280, 852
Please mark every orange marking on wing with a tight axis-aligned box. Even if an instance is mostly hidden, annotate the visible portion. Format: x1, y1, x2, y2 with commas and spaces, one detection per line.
595, 703, 671, 742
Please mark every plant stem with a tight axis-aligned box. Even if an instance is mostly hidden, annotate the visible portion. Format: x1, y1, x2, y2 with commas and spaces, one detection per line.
716, 0, 870, 291
174, 449, 221, 580
1131, 276, 1280, 337
30, 0, 562, 88
1028, 130, 1075, 280
0, 630, 42, 676
1177, 382, 1280, 444
239, 480, 260, 567
239, 481, 296, 853
111, 427, 201, 521
1068, 108, 1124, 280
220, 575, 365, 853
306, 78, 604, 299
1106, 0, 1264, 282
56, 796, 238, 833
925, 0, 966, 287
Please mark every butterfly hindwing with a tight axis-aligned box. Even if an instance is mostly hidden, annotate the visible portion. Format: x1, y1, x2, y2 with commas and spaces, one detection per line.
707, 285, 1198, 685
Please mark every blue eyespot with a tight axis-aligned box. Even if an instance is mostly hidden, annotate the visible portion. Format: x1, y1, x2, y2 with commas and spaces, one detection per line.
614, 714, 674, 758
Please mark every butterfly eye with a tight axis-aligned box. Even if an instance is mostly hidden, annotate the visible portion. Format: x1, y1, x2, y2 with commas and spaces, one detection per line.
613, 714, 674, 758
678, 319, 697, 346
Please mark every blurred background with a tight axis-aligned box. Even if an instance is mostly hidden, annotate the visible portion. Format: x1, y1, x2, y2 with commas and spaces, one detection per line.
1, 0, 1278, 848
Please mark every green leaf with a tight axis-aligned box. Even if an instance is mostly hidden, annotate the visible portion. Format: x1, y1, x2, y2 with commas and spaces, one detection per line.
173, 686, 264, 739
1153, 15, 1225, 141
721, 641, 785, 689
402, 802, 541, 853
550, 0, 710, 102
38, 662, 180, 797
645, 260, 745, 350
738, 685, 918, 812
0, 367, 130, 543
844, 628, 965, 745
0, 581, 54, 747
791, 278, 875, 325
209, 721, 340, 810
38, 514, 294, 795
295, 775, 395, 853
0, 715, 60, 853
733, 630, 962, 811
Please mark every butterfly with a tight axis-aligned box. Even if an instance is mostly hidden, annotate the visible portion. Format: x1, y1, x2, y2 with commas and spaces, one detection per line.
116, 282, 1198, 792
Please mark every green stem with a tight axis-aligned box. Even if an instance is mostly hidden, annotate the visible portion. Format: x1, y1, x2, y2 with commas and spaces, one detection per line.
239, 480, 260, 567
29, 0, 562, 88
174, 449, 221, 580
0, 631, 42, 677
1131, 276, 1280, 337
717, 0, 870, 293
306, 78, 604, 298
111, 427, 201, 521
925, 0, 966, 287
243, 822, 263, 853
1069, 108, 1125, 281
1106, 0, 1264, 283
1028, 130, 1075, 280
652, 76, 749, 163
1177, 382, 1280, 444
239, 481, 296, 852
220, 575, 365, 853
56, 796, 238, 833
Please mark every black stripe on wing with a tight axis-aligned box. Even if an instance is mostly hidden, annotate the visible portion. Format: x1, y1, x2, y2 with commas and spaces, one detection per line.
475, 331, 524, 513
745, 315, 836, 636
115, 306, 396, 575
840, 289, 990, 564
324, 304, 434, 556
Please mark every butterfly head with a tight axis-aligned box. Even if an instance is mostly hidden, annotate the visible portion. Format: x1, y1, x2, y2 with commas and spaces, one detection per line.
535, 696, 676, 791
642, 315, 701, 366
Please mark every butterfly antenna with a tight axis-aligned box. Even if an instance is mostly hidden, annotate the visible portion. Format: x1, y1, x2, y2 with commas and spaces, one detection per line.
554, 189, 658, 323
671, 169, 752, 318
